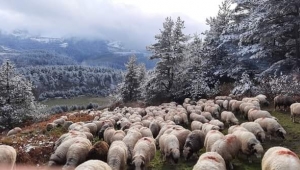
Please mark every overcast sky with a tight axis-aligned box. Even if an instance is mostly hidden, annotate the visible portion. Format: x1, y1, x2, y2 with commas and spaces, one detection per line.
0, 0, 221, 50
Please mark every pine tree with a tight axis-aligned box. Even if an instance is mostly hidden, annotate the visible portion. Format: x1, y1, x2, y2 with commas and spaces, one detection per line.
0, 60, 37, 129
146, 17, 189, 101
120, 55, 141, 102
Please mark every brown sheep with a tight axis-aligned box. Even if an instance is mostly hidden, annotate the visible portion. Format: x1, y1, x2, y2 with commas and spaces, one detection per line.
274, 95, 295, 111
86, 141, 109, 161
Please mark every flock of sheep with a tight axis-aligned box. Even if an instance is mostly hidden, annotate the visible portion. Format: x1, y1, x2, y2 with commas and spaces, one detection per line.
1, 94, 300, 170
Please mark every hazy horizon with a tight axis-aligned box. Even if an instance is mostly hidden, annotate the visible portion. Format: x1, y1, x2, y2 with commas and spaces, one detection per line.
0, 0, 221, 50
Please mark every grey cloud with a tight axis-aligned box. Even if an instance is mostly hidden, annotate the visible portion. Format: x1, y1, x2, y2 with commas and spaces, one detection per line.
0, 0, 208, 50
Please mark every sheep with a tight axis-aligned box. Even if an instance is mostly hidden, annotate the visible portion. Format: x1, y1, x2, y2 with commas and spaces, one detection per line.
183, 130, 205, 160
228, 99, 237, 111
132, 137, 156, 170
53, 118, 66, 126
163, 127, 191, 151
290, 103, 300, 123
220, 111, 239, 126
204, 105, 220, 118
223, 100, 229, 110
74, 160, 112, 170
0, 145, 17, 170
83, 123, 98, 135
49, 137, 91, 166
107, 141, 128, 170
247, 109, 276, 121
255, 94, 269, 106
117, 117, 131, 130
274, 95, 295, 111
110, 130, 126, 143
122, 128, 143, 161
98, 122, 114, 139
254, 118, 286, 140
204, 130, 225, 152
262, 146, 300, 170
159, 134, 180, 163
140, 127, 153, 138
201, 112, 214, 121
86, 141, 109, 161
190, 113, 209, 123
227, 125, 248, 134
54, 131, 88, 150
211, 134, 241, 169
46, 123, 58, 131
63, 121, 74, 130
191, 121, 203, 131
7, 127, 22, 136
149, 121, 160, 138
209, 119, 225, 130
102, 127, 116, 144
192, 152, 226, 170
240, 122, 266, 142
155, 125, 182, 145
202, 123, 220, 135
232, 130, 264, 162
231, 101, 243, 113
62, 137, 92, 170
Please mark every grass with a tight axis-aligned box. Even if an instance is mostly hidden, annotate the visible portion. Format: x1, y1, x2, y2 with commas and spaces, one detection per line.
41, 96, 113, 107
148, 107, 300, 170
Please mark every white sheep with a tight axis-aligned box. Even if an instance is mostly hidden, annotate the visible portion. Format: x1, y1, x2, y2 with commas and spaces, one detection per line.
209, 119, 225, 130
202, 123, 220, 135
201, 112, 214, 121
220, 111, 239, 126
191, 121, 203, 131
49, 137, 91, 166
204, 130, 225, 152
122, 128, 142, 161
83, 123, 98, 135
240, 122, 266, 142
190, 113, 209, 123
107, 141, 128, 170
290, 103, 300, 123
0, 145, 17, 170
54, 131, 88, 150
7, 127, 22, 136
254, 117, 286, 140
62, 137, 92, 170
211, 134, 241, 169
159, 134, 180, 163
247, 109, 276, 121
262, 146, 300, 170
227, 125, 248, 134
232, 130, 264, 162
110, 130, 126, 143
132, 137, 156, 170
75, 160, 112, 170
139, 127, 153, 138
192, 152, 226, 170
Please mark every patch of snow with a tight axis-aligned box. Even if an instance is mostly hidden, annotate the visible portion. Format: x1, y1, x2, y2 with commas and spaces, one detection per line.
60, 43, 68, 48
107, 41, 125, 50
30, 37, 63, 43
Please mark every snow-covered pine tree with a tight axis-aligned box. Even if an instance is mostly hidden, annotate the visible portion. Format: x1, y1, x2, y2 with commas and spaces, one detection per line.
146, 17, 189, 101
0, 60, 37, 129
120, 55, 141, 102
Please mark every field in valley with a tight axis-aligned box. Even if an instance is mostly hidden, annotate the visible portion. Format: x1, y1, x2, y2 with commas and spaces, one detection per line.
41, 96, 113, 107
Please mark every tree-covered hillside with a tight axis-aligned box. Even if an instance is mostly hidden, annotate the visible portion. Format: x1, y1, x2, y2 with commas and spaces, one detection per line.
18, 65, 123, 100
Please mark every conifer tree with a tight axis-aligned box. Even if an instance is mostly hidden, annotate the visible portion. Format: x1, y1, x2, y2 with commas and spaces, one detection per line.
0, 60, 37, 129
120, 55, 140, 102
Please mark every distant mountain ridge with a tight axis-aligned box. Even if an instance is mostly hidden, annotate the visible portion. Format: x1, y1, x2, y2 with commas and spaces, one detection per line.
0, 30, 155, 69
